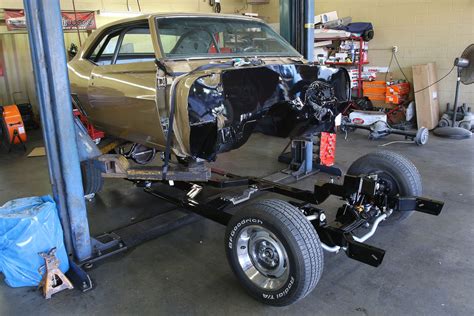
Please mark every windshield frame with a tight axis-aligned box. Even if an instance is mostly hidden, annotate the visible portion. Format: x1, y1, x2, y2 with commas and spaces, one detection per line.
154, 16, 302, 60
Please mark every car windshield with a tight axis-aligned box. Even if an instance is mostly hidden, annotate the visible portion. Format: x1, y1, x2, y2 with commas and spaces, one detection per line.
156, 17, 301, 59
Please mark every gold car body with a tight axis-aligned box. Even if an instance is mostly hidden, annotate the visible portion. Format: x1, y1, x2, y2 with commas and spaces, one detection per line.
68, 13, 306, 157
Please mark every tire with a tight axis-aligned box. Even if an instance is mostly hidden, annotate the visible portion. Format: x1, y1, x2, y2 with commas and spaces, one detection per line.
459, 121, 471, 131
438, 118, 450, 127
225, 199, 323, 306
414, 127, 429, 145
81, 160, 103, 196
347, 150, 422, 225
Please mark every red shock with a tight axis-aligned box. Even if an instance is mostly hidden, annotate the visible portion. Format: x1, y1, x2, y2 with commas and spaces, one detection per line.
319, 132, 337, 166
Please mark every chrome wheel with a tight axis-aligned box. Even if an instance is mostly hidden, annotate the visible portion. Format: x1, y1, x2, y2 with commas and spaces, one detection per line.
236, 225, 289, 291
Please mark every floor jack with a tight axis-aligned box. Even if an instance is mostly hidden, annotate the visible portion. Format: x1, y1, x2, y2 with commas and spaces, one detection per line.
277, 132, 342, 180
6, 130, 27, 152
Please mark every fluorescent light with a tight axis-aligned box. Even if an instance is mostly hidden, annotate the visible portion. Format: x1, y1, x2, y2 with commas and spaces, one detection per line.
98, 10, 143, 17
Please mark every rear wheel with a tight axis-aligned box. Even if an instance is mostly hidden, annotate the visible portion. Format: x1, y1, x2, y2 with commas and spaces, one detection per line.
225, 199, 323, 306
81, 160, 103, 196
347, 150, 422, 225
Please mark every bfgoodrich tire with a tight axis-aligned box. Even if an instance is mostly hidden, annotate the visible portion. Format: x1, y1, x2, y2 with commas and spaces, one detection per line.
225, 199, 323, 306
81, 160, 103, 196
347, 150, 422, 225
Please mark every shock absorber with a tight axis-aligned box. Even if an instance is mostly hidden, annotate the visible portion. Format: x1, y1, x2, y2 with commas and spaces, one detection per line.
319, 132, 337, 166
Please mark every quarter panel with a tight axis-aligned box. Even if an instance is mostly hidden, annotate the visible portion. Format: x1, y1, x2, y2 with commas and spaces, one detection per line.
68, 59, 94, 114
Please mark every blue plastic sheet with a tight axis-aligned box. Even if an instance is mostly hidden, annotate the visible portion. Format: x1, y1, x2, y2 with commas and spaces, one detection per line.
0, 195, 69, 287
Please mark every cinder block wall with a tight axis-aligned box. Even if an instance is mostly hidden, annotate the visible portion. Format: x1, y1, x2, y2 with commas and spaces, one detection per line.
253, 0, 474, 112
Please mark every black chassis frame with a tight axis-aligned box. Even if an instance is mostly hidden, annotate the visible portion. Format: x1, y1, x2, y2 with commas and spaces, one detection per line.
142, 168, 443, 268
73, 160, 442, 291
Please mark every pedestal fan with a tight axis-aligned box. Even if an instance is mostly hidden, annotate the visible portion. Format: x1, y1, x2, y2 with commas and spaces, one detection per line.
434, 44, 474, 139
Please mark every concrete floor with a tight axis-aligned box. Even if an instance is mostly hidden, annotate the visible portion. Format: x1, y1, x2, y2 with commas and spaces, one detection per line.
1, 129, 473, 315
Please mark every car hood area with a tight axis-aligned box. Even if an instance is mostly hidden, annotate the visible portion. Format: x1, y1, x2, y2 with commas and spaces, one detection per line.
170, 59, 350, 160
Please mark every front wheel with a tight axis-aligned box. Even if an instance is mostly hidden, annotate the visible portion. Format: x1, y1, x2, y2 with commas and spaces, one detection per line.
225, 199, 323, 306
347, 150, 422, 225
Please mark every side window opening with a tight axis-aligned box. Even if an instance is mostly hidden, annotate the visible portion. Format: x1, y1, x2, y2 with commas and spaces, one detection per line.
88, 32, 120, 66
86, 23, 155, 66
115, 27, 155, 64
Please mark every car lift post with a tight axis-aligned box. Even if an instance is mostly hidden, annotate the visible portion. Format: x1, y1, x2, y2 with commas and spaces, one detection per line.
304, 0, 315, 61
279, 0, 315, 60
23, 0, 93, 288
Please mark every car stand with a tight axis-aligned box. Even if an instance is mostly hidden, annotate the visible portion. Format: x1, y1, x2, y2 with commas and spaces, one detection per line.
278, 133, 342, 181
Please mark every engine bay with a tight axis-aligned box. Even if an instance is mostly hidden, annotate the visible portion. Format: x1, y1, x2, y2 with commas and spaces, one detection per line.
187, 64, 350, 160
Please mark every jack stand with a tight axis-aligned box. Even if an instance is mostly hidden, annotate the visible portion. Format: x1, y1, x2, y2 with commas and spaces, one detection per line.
278, 133, 341, 181
8, 129, 27, 152
38, 248, 74, 299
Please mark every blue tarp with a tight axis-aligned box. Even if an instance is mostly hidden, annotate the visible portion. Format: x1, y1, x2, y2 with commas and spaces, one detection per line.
0, 195, 69, 287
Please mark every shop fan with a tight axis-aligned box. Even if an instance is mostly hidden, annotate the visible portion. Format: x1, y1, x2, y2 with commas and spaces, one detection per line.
434, 44, 474, 139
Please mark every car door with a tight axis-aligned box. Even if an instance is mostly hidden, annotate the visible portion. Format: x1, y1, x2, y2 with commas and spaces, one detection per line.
87, 22, 166, 150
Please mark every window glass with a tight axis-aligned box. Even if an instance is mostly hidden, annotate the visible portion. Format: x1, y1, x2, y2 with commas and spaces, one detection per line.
102, 36, 119, 55
89, 36, 106, 59
156, 17, 300, 59
116, 27, 155, 64
160, 34, 180, 54
89, 34, 119, 66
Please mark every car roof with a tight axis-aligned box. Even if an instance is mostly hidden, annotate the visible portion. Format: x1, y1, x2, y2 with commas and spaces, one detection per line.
102, 12, 264, 27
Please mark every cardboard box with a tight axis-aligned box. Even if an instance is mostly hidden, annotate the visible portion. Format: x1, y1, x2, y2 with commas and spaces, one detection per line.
314, 47, 328, 63
349, 110, 387, 126
364, 87, 386, 94
363, 66, 390, 74
314, 40, 332, 48
385, 94, 407, 104
363, 80, 386, 101
314, 28, 351, 39
386, 82, 410, 95
412, 63, 440, 129
315, 11, 338, 24
363, 81, 386, 89
335, 52, 348, 60
364, 94, 386, 101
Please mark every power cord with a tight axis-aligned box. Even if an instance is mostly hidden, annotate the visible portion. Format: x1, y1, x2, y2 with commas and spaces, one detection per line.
385, 52, 394, 81
387, 49, 455, 94
392, 52, 409, 82
378, 140, 413, 147
414, 65, 456, 94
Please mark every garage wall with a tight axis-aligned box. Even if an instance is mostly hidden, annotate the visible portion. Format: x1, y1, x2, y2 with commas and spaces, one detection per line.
0, 0, 253, 109
253, 0, 474, 112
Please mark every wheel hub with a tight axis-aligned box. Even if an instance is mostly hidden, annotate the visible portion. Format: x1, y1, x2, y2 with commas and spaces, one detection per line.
236, 225, 289, 290
255, 240, 280, 269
